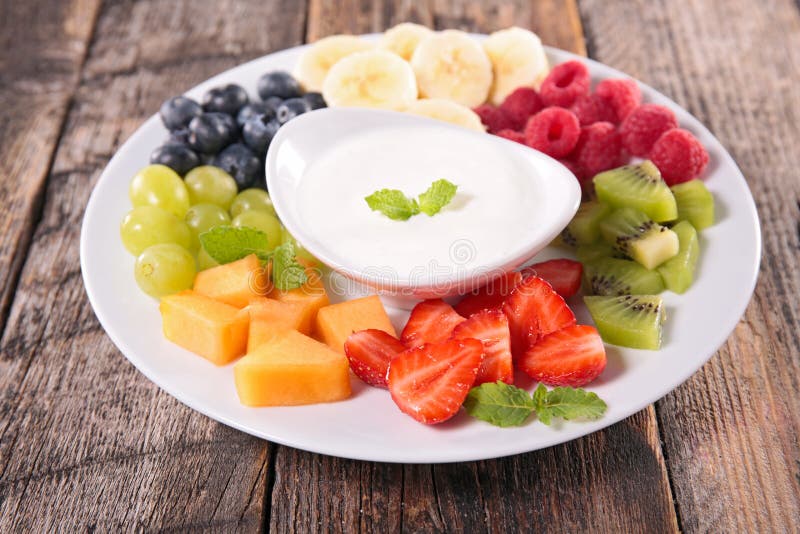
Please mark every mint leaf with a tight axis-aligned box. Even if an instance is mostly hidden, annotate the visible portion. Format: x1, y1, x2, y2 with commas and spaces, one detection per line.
418, 179, 457, 216
272, 242, 308, 291
535, 386, 607, 426
463, 381, 536, 427
364, 189, 420, 221
199, 226, 272, 265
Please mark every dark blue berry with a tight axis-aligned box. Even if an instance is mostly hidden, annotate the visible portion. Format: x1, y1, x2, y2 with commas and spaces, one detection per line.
168, 128, 191, 145
237, 102, 275, 129
206, 112, 238, 144
150, 143, 200, 176
276, 98, 311, 124
213, 143, 263, 190
187, 113, 233, 154
303, 92, 327, 110
242, 115, 281, 156
159, 96, 202, 131
257, 71, 302, 100
263, 96, 283, 111
201, 84, 249, 116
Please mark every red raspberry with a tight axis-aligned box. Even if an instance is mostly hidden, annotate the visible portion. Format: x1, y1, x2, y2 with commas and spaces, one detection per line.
619, 104, 678, 157
473, 104, 514, 134
572, 122, 625, 177
570, 94, 616, 126
595, 78, 641, 123
499, 87, 544, 130
558, 158, 588, 181
524, 108, 581, 158
649, 128, 709, 185
495, 129, 526, 144
540, 61, 591, 108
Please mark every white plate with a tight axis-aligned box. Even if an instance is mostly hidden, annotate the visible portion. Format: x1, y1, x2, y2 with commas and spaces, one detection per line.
81, 35, 761, 463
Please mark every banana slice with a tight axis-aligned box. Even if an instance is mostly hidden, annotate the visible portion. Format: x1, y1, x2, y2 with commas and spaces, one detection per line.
404, 99, 486, 132
294, 35, 373, 92
380, 23, 433, 61
483, 27, 550, 105
410, 30, 493, 108
322, 50, 418, 109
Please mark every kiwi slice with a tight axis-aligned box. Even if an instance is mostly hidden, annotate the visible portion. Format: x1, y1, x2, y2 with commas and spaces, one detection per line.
576, 242, 619, 263
594, 161, 677, 222
671, 180, 715, 231
584, 295, 664, 350
561, 200, 611, 246
657, 221, 699, 294
584, 257, 665, 296
600, 207, 679, 270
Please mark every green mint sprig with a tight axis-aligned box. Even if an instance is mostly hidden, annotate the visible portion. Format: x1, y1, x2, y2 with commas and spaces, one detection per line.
464, 382, 607, 427
365, 179, 457, 221
271, 241, 308, 291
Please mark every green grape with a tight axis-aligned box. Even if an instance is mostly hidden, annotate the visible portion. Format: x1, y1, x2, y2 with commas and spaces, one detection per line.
185, 203, 231, 251
196, 246, 220, 271
184, 166, 238, 209
230, 188, 276, 218
232, 211, 282, 251
134, 243, 196, 298
280, 225, 320, 266
129, 164, 191, 217
120, 205, 192, 256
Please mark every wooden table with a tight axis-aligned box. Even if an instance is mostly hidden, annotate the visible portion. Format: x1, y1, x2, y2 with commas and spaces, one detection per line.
1, 0, 798, 531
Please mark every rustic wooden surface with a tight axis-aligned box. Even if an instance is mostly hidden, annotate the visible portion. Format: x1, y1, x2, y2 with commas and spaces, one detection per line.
0, 0, 798, 532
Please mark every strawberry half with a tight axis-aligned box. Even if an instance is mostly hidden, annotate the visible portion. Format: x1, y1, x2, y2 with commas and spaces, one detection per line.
519, 325, 607, 387
520, 259, 583, 298
401, 299, 466, 349
502, 276, 577, 359
454, 271, 524, 318
344, 329, 407, 388
388, 338, 483, 424
451, 309, 514, 385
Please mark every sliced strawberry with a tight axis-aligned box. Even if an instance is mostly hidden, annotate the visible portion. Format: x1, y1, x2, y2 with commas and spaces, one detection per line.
502, 276, 576, 359
344, 329, 407, 388
388, 338, 483, 424
451, 309, 514, 385
401, 299, 466, 349
519, 259, 583, 298
519, 325, 607, 387
454, 271, 524, 318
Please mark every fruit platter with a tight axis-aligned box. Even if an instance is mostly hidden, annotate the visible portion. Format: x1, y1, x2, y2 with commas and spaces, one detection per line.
81, 25, 760, 463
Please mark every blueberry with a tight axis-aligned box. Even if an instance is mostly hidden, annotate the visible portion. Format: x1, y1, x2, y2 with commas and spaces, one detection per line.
257, 71, 302, 100
187, 113, 233, 154
237, 102, 275, 129
276, 98, 311, 124
206, 112, 238, 143
150, 143, 199, 176
159, 96, 202, 131
264, 96, 283, 111
213, 143, 263, 190
242, 115, 281, 156
303, 92, 327, 110
168, 128, 191, 145
201, 84, 249, 116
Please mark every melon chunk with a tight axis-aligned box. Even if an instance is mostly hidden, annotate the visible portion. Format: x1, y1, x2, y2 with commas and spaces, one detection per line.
272, 268, 330, 334
160, 290, 249, 365
247, 297, 308, 352
234, 330, 351, 406
193, 254, 271, 308
315, 295, 397, 353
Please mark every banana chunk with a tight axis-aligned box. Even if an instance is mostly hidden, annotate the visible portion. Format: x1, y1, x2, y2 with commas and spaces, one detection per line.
380, 23, 434, 61
483, 27, 550, 105
410, 30, 493, 108
295, 35, 373, 92
322, 50, 418, 110
404, 99, 486, 132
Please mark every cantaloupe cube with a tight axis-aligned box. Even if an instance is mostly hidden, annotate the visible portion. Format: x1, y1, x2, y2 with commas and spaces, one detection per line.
160, 290, 249, 365
193, 254, 271, 308
247, 297, 308, 352
272, 268, 329, 334
234, 330, 351, 406
314, 295, 397, 353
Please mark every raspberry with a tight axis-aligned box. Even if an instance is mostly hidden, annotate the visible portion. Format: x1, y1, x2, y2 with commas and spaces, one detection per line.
540, 61, 591, 108
499, 87, 544, 130
619, 104, 678, 157
595, 78, 641, 123
558, 158, 588, 181
495, 129, 526, 144
572, 122, 625, 177
649, 128, 709, 185
473, 104, 514, 134
524, 108, 581, 158
570, 94, 616, 126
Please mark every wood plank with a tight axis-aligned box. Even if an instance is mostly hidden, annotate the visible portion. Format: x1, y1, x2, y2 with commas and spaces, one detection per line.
270, 3, 679, 532
0, 0, 307, 530
579, 0, 800, 530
